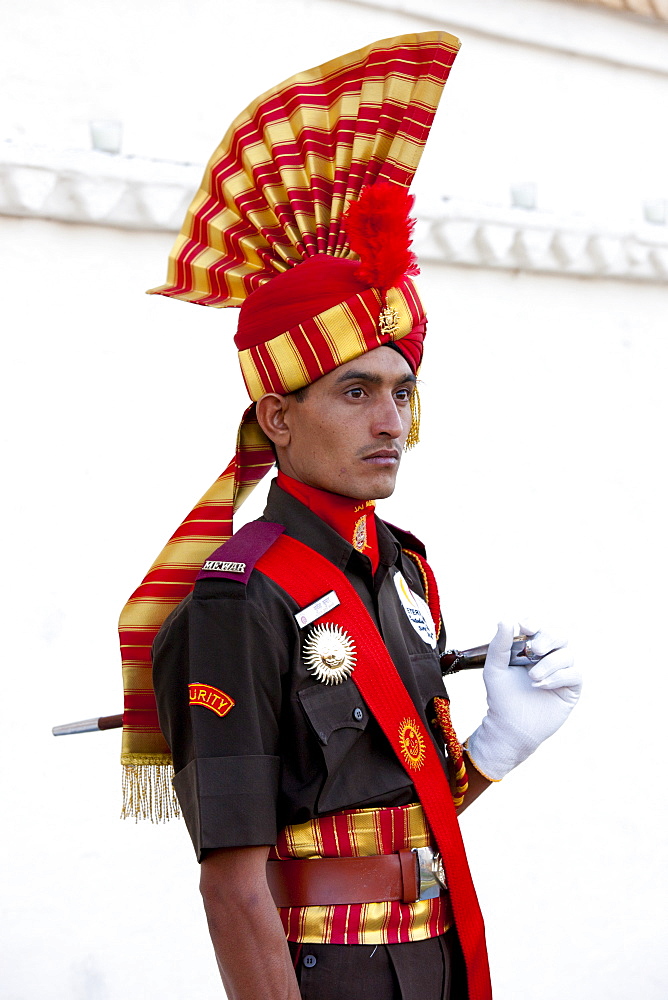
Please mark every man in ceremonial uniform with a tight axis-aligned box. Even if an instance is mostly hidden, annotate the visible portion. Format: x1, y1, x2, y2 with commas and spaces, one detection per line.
119, 33, 581, 1000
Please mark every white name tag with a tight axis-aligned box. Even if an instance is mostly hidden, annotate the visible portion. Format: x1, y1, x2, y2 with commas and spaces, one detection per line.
393, 571, 437, 648
202, 560, 246, 573
294, 591, 340, 628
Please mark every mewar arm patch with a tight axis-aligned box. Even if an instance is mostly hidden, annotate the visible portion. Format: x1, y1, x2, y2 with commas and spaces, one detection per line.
196, 520, 285, 586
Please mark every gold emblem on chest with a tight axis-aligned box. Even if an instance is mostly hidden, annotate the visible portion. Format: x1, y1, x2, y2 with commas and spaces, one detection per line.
398, 717, 427, 770
353, 515, 367, 552
303, 623, 356, 685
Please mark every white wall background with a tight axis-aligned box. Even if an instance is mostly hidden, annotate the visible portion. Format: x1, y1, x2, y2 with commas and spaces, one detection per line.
2, 1, 667, 998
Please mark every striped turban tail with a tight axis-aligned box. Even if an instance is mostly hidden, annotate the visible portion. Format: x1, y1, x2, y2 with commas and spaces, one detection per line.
120, 31, 460, 819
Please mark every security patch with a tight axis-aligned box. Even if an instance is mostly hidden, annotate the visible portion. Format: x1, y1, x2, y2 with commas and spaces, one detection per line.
188, 683, 235, 718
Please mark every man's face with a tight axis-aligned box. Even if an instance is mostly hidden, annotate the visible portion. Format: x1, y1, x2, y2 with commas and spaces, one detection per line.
270, 346, 416, 501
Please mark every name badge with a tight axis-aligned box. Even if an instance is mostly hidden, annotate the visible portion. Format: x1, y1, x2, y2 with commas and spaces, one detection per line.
294, 591, 340, 628
394, 571, 437, 648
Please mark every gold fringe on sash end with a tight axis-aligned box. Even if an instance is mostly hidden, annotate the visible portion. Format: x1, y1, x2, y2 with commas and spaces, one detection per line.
405, 385, 421, 450
121, 755, 181, 822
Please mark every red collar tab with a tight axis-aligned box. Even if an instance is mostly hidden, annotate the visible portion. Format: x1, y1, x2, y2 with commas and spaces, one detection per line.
276, 472, 379, 574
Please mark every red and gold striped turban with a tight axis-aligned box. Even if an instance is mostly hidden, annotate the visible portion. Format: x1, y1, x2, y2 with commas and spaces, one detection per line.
120, 31, 460, 819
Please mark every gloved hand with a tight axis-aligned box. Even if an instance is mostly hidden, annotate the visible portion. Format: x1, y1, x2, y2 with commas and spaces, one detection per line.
465, 621, 582, 781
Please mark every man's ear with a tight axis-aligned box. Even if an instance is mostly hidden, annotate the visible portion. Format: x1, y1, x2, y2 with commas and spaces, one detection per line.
256, 393, 291, 448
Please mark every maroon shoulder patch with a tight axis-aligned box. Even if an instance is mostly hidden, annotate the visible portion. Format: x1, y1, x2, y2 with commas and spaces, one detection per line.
196, 521, 285, 586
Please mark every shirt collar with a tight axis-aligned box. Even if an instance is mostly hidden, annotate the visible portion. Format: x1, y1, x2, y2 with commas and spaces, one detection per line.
262, 479, 401, 574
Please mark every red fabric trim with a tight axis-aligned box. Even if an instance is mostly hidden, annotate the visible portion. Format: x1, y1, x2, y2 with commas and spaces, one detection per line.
288, 325, 327, 386
271, 803, 451, 944
394, 326, 425, 372
152, 36, 459, 306
402, 549, 442, 641
276, 472, 379, 574
120, 407, 276, 757
345, 182, 418, 291
235, 257, 367, 350
237, 262, 426, 387
256, 534, 491, 1000
248, 341, 286, 394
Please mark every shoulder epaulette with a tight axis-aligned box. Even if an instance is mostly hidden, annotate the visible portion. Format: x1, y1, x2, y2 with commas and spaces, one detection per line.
382, 520, 427, 558
196, 521, 285, 586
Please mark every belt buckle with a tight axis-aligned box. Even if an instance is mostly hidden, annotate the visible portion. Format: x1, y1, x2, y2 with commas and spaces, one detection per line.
412, 846, 448, 900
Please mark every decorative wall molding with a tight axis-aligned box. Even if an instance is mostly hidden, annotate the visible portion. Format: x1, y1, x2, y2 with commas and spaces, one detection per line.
573, 0, 668, 22
338, 0, 668, 76
2, 143, 667, 283
0, 142, 202, 232
415, 201, 668, 283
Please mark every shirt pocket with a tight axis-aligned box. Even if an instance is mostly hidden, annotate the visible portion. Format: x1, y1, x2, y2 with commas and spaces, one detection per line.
297, 682, 384, 813
296, 678, 422, 814
297, 680, 368, 747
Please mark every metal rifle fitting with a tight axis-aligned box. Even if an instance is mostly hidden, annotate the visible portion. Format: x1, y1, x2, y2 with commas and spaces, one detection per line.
441, 636, 531, 674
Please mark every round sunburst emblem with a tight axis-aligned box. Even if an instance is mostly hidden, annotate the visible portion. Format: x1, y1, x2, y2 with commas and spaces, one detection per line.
303, 623, 356, 685
398, 717, 427, 771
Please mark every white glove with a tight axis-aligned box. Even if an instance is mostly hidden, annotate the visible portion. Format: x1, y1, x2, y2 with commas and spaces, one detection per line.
465, 621, 582, 781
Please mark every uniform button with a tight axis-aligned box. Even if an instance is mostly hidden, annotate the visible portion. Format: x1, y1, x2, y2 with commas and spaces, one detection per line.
303, 954, 317, 968
353, 707, 364, 721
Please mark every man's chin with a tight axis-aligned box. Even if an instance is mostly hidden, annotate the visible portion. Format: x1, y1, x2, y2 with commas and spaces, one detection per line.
301, 464, 400, 501
370, 481, 397, 501
349, 469, 399, 502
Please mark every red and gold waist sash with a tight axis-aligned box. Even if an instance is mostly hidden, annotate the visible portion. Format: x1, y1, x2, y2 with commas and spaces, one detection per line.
269, 803, 451, 945
256, 534, 491, 999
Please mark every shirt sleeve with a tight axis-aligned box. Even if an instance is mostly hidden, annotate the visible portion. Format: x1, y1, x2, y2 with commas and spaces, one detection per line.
152, 576, 289, 860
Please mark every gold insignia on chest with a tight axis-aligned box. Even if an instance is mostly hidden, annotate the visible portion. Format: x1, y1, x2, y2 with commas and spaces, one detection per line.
398, 717, 427, 771
353, 515, 367, 553
303, 623, 356, 685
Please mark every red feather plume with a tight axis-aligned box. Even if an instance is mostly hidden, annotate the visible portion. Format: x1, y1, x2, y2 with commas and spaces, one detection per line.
344, 181, 420, 291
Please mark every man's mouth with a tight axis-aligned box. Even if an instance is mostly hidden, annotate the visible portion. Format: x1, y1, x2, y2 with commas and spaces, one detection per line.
362, 449, 400, 466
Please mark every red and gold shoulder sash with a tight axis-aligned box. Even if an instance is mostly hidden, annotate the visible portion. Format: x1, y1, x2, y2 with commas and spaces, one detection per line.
254, 533, 492, 1000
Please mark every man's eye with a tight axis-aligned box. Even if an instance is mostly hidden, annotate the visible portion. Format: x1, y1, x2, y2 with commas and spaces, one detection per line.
395, 388, 411, 402
346, 387, 366, 398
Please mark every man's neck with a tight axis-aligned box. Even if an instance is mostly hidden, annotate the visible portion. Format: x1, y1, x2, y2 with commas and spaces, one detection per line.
276, 471, 379, 573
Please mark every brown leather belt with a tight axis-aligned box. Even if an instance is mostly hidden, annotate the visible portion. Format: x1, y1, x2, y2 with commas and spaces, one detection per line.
266, 847, 447, 907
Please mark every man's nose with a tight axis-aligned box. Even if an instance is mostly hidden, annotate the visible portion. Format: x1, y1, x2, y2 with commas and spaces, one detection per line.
371, 394, 404, 438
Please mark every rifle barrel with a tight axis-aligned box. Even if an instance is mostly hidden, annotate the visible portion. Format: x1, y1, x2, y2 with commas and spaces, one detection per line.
53, 639, 532, 733
52, 714, 123, 736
